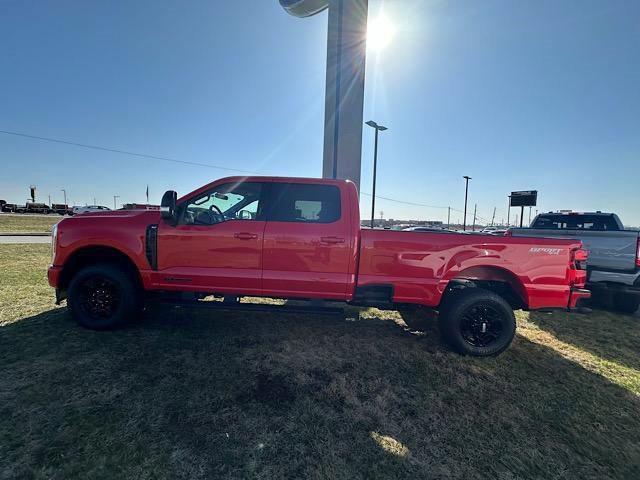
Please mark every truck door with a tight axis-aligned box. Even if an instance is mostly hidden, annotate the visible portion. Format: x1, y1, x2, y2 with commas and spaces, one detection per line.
156, 181, 267, 295
261, 182, 351, 299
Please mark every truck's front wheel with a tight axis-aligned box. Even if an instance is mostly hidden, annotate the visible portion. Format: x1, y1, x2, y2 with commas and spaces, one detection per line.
439, 289, 516, 356
67, 263, 141, 330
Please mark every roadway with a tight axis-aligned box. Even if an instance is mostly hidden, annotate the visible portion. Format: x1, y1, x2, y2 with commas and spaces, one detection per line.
0, 235, 51, 244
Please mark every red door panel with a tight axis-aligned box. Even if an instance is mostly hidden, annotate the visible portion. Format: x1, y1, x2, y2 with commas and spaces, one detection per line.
262, 222, 350, 299
261, 182, 351, 300
154, 220, 265, 295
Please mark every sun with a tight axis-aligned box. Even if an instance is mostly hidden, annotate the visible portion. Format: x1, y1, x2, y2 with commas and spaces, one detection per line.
367, 14, 396, 51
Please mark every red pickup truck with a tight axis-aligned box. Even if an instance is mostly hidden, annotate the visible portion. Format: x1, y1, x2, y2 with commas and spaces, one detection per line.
48, 176, 590, 356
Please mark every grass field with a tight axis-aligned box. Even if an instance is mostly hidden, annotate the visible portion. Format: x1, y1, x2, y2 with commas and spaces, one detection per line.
0, 214, 61, 233
1, 244, 639, 479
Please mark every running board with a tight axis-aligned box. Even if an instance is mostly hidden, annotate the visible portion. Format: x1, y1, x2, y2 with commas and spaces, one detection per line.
154, 298, 345, 316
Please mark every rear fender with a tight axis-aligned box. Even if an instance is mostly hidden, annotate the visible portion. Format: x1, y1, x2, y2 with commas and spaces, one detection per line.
442, 266, 528, 309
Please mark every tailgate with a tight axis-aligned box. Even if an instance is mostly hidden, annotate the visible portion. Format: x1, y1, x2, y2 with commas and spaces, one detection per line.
512, 229, 639, 272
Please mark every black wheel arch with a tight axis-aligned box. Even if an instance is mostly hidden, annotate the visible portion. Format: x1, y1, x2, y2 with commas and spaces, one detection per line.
441, 276, 526, 311
59, 246, 143, 293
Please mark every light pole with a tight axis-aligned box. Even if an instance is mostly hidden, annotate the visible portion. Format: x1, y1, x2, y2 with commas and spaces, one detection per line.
113, 195, 120, 210
462, 176, 471, 231
472, 203, 477, 231
61, 189, 67, 205
365, 120, 388, 229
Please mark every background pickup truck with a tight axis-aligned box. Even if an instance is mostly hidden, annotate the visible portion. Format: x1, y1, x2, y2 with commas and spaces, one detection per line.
509, 212, 640, 314
48, 176, 589, 357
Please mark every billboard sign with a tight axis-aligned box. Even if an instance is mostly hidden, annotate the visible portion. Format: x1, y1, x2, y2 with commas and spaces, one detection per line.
510, 190, 537, 207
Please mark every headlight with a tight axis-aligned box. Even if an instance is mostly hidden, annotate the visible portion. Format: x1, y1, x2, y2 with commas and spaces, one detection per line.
51, 223, 58, 262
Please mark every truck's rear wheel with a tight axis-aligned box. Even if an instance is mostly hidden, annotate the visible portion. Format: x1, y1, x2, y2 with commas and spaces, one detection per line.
439, 289, 516, 356
612, 293, 640, 315
67, 263, 141, 330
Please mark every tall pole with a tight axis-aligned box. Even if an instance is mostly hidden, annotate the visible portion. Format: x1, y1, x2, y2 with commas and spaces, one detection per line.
463, 176, 471, 231
528, 206, 532, 225
472, 204, 477, 231
491, 207, 496, 226
447, 206, 451, 229
365, 120, 387, 229
113, 195, 120, 210
370, 127, 379, 229
520, 205, 524, 228
61, 189, 67, 206
507, 195, 511, 226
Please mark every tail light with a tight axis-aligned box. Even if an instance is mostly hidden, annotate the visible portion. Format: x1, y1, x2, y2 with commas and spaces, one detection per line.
636, 237, 640, 268
569, 247, 588, 287
573, 248, 588, 264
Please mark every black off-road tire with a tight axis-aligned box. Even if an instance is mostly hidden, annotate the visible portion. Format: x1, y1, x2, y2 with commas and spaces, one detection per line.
67, 263, 141, 330
612, 293, 640, 315
439, 288, 516, 357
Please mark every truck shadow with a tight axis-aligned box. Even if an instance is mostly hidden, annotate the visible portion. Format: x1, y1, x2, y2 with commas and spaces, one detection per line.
527, 308, 640, 371
1, 306, 639, 479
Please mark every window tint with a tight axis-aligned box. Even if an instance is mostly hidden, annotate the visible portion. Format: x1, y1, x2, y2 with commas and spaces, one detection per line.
533, 215, 619, 231
182, 182, 263, 225
268, 183, 341, 223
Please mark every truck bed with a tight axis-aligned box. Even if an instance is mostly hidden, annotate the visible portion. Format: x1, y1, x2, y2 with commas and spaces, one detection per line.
357, 229, 585, 310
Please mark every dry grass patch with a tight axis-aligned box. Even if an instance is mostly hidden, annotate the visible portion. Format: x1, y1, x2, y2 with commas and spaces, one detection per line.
1, 244, 639, 479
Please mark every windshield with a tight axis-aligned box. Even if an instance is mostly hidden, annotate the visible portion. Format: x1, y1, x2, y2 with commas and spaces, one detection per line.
182, 182, 262, 225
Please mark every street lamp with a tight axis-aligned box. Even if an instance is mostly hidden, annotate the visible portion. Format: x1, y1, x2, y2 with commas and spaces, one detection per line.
462, 176, 472, 231
365, 120, 388, 228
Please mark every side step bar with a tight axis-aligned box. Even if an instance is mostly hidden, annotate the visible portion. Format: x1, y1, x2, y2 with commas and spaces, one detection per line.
152, 298, 345, 316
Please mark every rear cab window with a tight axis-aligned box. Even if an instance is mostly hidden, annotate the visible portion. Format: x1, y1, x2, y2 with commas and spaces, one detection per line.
267, 183, 341, 223
532, 215, 620, 231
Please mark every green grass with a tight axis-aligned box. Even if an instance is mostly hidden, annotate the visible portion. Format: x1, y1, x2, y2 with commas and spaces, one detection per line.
1, 244, 639, 479
0, 214, 61, 233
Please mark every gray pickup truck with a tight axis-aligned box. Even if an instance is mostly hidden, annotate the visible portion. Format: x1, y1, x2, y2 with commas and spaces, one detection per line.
510, 212, 640, 314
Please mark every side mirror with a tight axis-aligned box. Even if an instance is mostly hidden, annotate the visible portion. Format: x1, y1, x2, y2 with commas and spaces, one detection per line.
238, 210, 253, 220
161, 190, 177, 224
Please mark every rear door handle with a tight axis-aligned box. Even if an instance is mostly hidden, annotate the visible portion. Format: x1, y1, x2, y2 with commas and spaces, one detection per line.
321, 236, 345, 244
234, 232, 258, 240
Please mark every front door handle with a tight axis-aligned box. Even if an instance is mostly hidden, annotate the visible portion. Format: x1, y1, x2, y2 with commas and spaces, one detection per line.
321, 236, 345, 244
234, 232, 258, 240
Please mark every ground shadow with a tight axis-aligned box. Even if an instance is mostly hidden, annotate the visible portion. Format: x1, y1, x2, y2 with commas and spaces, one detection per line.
1, 306, 639, 479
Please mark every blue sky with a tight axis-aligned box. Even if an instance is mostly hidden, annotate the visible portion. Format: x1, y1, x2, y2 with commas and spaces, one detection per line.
1, 0, 638, 226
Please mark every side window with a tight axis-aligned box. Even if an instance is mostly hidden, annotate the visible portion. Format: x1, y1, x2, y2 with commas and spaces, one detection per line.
268, 183, 341, 223
181, 182, 263, 225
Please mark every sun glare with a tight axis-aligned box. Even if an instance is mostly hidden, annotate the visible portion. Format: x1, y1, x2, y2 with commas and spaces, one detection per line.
367, 14, 396, 51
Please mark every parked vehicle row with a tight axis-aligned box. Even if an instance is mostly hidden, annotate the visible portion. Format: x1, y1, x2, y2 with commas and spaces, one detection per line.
0, 201, 111, 215
509, 211, 640, 314
48, 176, 590, 357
